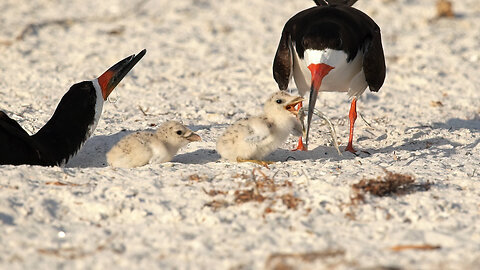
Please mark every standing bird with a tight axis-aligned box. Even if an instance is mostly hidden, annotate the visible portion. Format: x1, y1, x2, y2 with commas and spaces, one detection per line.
0, 49, 146, 166
216, 91, 303, 166
106, 121, 201, 168
273, 0, 386, 152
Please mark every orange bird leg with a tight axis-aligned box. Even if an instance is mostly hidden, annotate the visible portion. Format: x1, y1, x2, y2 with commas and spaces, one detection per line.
294, 137, 307, 151
345, 98, 357, 153
293, 101, 307, 151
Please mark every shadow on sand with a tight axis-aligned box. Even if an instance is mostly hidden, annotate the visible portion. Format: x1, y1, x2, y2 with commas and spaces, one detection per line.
65, 130, 134, 168
269, 117, 480, 162
66, 123, 225, 168
362, 117, 480, 163
173, 149, 221, 164
66, 117, 479, 168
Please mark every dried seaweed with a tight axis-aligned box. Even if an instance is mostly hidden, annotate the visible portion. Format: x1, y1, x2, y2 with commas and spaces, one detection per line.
202, 188, 228, 197
45, 181, 86, 187
279, 193, 303, 210
390, 244, 441, 251
351, 171, 430, 202
430, 101, 444, 107
203, 169, 303, 213
187, 174, 209, 182
234, 189, 266, 204
204, 200, 230, 211
0, 184, 19, 190
37, 235, 115, 259
436, 0, 454, 18
265, 250, 346, 270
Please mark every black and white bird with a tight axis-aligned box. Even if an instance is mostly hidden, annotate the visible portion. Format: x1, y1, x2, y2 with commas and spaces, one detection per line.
216, 91, 303, 164
273, 0, 386, 152
106, 121, 201, 168
0, 49, 146, 166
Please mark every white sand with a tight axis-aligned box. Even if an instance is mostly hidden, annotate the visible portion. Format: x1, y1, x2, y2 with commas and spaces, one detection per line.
1, 0, 479, 268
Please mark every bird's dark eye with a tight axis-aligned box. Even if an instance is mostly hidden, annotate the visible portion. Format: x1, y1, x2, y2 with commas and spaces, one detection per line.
176, 130, 183, 135
276, 99, 283, 104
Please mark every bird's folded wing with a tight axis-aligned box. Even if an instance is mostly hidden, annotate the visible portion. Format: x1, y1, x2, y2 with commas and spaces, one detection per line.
363, 27, 386, 92
244, 120, 271, 143
0, 111, 31, 137
0, 111, 43, 164
149, 142, 171, 164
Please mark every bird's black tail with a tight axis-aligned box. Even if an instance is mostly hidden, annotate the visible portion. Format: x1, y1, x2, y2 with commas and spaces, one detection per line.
313, 0, 358, 6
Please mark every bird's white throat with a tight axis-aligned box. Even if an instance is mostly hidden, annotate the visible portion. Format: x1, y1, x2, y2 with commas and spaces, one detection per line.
304, 49, 347, 67
89, 78, 105, 138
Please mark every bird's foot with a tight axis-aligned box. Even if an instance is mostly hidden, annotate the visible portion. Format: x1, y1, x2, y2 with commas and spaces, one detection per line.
237, 158, 274, 169
345, 144, 356, 154
292, 137, 308, 151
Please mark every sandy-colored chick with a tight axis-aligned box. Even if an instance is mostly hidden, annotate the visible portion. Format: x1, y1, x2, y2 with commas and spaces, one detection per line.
107, 121, 201, 168
216, 91, 303, 162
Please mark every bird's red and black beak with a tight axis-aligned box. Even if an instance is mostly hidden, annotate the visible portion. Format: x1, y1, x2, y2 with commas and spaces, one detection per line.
98, 49, 147, 100
305, 63, 334, 148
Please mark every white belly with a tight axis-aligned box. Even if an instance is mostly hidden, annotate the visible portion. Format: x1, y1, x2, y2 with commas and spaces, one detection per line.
292, 47, 368, 98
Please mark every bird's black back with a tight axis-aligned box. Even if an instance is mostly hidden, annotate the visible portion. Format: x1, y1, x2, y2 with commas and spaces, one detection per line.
33, 81, 97, 165
286, 6, 379, 61
0, 81, 97, 166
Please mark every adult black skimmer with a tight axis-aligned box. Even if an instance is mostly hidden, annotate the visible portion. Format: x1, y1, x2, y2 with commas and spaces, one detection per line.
0, 49, 146, 166
273, 0, 386, 152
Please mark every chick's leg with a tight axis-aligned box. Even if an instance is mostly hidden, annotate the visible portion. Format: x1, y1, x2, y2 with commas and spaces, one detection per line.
237, 158, 274, 169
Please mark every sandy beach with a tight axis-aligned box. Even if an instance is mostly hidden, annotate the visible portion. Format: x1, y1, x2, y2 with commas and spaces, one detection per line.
1, 0, 479, 269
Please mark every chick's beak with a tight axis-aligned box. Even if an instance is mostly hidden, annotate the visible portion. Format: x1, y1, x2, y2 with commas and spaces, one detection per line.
285, 96, 304, 116
185, 132, 202, 142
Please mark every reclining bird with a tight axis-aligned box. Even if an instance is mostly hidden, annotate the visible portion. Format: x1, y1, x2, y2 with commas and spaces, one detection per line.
0, 49, 146, 166
107, 121, 201, 168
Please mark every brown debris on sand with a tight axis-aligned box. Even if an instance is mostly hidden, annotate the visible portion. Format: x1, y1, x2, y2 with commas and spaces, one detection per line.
265, 249, 350, 270
390, 244, 441, 251
436, 0, 455, 18
203, 168, 304, 214
351, 170, 431, 204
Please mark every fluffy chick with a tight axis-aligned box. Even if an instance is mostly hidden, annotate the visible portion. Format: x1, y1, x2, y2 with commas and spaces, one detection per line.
216, 91, 303, 162
107, 121, 201, 168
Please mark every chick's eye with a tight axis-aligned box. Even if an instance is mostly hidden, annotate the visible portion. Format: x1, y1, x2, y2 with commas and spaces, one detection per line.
176, 130, 183, 135
276, 99, 283, 104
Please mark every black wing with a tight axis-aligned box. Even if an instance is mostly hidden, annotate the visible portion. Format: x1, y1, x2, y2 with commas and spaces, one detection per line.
313, 0, 358, 6
0, 111, 30, 136
273, 29, 292, 90
0, 111, 43, 165
363, 26, 386, 92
